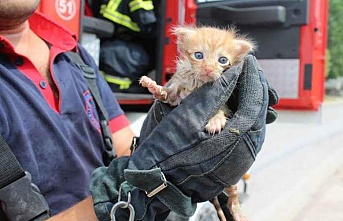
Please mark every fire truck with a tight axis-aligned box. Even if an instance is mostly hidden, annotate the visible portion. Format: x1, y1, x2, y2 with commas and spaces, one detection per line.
36, 1, 329, 220
38, 0, 328, 110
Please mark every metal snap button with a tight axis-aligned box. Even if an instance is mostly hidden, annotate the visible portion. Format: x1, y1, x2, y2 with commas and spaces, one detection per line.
15, 57, 24, 66
39, 80, 47, 89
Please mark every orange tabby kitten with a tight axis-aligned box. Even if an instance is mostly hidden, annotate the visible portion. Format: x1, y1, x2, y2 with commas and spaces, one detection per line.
140, 25, 254, 221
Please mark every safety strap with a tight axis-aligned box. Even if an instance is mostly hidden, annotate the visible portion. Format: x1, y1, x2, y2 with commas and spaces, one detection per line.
65, 51, 115, 165
124, 167, 196, 217
0, 135, 50, 221
0, 135, 25, 189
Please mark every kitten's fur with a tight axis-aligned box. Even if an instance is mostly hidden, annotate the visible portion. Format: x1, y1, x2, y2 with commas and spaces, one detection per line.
140, 25, 254, 221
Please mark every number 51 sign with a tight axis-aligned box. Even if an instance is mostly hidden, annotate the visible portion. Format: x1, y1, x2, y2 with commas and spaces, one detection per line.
38, 0, 81, 39
55, 0, 77, 21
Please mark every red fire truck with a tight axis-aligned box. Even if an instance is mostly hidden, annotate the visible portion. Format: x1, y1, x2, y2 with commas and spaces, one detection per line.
38, 0, 328, 110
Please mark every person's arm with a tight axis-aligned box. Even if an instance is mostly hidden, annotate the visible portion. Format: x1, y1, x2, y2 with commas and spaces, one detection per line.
47, 197, 98, 221
108, 113, 136, 157
46, 127, 134, 221
112, 125, 135, 157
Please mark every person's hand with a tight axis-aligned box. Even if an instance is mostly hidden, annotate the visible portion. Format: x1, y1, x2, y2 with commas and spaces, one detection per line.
90, 54, 278, 220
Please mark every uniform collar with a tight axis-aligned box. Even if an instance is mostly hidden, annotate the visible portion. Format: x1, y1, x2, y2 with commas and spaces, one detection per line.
0, 11, 78, 54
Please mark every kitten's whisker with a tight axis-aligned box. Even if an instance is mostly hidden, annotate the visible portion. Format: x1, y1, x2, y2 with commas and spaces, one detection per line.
214, 78, 226, 95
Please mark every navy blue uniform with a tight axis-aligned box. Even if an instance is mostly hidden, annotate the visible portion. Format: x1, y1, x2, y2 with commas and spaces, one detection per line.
0, 12, 130, 215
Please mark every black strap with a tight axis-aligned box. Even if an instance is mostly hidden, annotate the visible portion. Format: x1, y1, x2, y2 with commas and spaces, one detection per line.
0, 135, 25, 189
65, 51, 115, 165
0, 135, 50, 221
0, 55, 19, 189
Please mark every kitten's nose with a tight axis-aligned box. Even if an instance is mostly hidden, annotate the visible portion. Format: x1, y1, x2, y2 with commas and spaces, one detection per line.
205, 68, 212, 75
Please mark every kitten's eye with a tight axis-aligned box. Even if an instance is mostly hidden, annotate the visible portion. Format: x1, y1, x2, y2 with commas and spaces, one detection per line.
218, 56, 228, 64
194, 52, 203, 59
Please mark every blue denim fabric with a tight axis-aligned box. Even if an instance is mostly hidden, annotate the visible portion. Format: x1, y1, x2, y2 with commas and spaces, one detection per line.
90, 54, 274, 221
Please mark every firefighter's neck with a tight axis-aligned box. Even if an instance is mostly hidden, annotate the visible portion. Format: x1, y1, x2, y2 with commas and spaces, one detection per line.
0, 20, 38, 55
0, 17, 29, 33
1, 19, 52, 92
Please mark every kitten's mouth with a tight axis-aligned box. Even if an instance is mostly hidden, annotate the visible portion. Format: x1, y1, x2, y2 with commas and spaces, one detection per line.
201, 72, 218, 80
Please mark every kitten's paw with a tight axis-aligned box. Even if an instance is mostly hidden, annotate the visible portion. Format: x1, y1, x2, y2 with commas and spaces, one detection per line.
226, 185, 249, 221
229, 204, 249, 221
139, 76, 168, 100
205, 111, 227, 134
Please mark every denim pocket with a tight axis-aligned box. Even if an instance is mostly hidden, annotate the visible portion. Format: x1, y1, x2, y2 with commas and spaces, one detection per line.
209, 138, 255, 187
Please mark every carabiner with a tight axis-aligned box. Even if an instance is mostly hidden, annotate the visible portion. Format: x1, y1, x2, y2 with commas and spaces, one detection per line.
110, 201, 135, 221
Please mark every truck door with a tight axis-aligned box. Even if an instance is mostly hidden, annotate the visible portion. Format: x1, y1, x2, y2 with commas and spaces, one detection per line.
194, 0, 328, 110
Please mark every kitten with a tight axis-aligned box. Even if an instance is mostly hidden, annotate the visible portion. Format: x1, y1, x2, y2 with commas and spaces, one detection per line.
140, 25, 254, 221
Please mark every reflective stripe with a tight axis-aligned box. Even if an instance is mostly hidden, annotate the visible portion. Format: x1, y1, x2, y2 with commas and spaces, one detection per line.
108, 0, 121, 11
100, 5, 106, 14
102, 72, 132, 90
101, 0, 140, 32
129, 0, 154, 12
100, 0, 120, 15
102, 11, 140, 32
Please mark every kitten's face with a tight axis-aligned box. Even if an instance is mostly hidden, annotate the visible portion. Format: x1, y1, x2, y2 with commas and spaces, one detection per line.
174, 26, 254, 83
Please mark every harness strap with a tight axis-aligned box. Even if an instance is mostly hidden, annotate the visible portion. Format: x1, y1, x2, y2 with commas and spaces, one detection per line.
65, 51, 115, 165
124, 167, 197, 217
0, 135, 50, 221
0, 135, 25, 189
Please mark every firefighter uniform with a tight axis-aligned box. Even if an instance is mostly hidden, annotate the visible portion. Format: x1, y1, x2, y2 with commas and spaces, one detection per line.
0, 11, 130, 216
100, 0, 156, 34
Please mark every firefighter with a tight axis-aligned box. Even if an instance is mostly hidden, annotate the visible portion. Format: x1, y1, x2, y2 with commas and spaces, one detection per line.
97, 0, 157, 93
100, 0, 157, 35
0, 0, 135, 220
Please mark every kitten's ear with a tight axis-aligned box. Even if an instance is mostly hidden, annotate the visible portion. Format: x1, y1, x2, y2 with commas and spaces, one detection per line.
234, 39, 254, 56
172, 26, 196, 42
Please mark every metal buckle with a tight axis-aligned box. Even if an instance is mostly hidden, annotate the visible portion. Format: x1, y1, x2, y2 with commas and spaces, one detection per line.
130, 136, 139, 155
145, 172, 168, 198
0, 172, 50, 221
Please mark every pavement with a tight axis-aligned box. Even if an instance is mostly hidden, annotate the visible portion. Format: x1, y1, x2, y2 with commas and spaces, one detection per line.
291, 163, 343, 221
240, 95, 343, 221
125, 95, 343, 221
